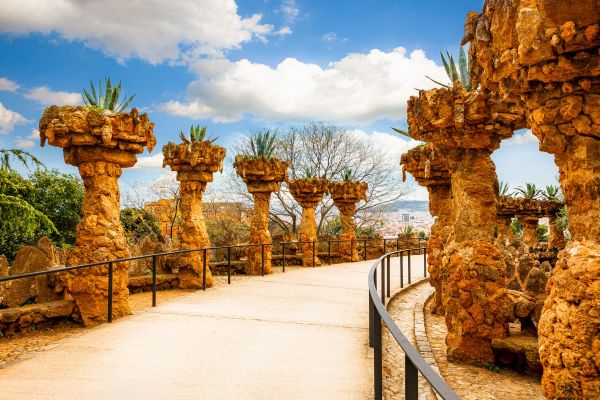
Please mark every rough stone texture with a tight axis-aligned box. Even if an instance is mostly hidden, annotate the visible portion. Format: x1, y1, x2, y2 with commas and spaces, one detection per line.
406, 83, 524, 365
329, 181, 368, 262
0, 299, 80, 336
0, 237, 60, 308
162, 140, 226, 288
0, 255, 8, 277
401, 144, 454, 314
39, 106, 155, 326
538, 240, 600, 399
287, 178, 329, 267
127, 274, 180, 293
466, 2, 599, 396
233, 156, 288, 275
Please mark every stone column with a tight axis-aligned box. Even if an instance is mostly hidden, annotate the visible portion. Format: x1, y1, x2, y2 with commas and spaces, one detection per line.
521, 216, 539, 247
288, 179, 329, 267
330, 181, 368, 262
401, 144, 453, 315
39, 106, 155, 325
548, 216, 566, 249
406, 84, 523, 365
233, 156, 288, 275
162, 140, 226, 289
497, 216, 513, 241
466, 4, 599, 395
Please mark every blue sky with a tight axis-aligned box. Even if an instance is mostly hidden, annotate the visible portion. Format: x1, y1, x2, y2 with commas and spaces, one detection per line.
0, 0, 558, 200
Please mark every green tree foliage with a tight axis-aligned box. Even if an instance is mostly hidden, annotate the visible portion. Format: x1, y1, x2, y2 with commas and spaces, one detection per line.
120, 208, 163, 243
322, 216, 342, 237
510, 217, 524, 236
26, 170, 84, 245
536, 224, 549, 242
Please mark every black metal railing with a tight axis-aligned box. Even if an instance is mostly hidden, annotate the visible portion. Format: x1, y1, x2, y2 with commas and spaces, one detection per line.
368, 247, 459, 400
0, 237, 422, 322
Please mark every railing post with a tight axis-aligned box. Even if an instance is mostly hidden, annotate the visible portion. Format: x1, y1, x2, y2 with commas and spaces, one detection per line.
202, 249, 207, 291
368, 293, 374, 348
282, 242, 286, 272
374, 306, 383, 400
405, 354, 419, 400
261, 244, 265, 276
396, 237, 399, 253
107, 262, 113, 323
380, 258, 385, 305
152, 255, 157, 307
312, 240, 316, 267
383, 239, 386, 257
227, 247, 232, 284
328, 240, 331, 266
423, 248, 427, 277
400, 250, 404, 288
408, 249, 412, 285
386, 254, 391, 298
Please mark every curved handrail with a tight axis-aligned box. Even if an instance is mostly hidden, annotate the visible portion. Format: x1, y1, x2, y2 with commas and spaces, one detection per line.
368, 248, 460, 400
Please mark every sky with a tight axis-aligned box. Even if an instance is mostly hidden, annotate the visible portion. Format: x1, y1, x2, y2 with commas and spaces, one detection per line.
0, 0, 558, 201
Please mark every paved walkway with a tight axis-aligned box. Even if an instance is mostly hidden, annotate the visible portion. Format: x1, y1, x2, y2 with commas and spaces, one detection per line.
0, 256, 426, 400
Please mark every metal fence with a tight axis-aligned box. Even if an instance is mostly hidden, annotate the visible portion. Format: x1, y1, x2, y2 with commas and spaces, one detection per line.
368, 247, 459, 399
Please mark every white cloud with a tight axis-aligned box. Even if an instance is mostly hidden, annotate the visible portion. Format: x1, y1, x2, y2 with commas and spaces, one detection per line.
159, 47, 446, 124
15, 128, 39, 148
0, 0, 276, 64
0, 102, 29, 134
0, 77, 20, 92
25, 86, 82, 106
321, 32, 337, 42
279, 0, 300, 23
134, 153, 165, 169
504, 129, 538, 146
351, 129, 422, 166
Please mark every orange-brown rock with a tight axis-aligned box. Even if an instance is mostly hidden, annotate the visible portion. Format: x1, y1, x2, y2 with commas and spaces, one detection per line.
233, 156, 288, 275
39, 106, 155, 325
287, 178, 329, 267
329, 181, 368, 262
406, 83, 524, 364
466, 3, 599, 394
162, 140, 226, 289
401, 144, 453, 314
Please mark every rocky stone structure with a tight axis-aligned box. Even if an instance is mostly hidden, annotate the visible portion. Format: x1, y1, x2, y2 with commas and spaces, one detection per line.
0, 237, 60, 308
287, 178, 329, 267
466, 2, 599, 396
497, 196, 564, 247
233, 156, 288, 275
329, 181, 368, 262
400, 144, 453, 314
406, 83, 525, 365
162, 140, 226, 288
39, 106, 155, 325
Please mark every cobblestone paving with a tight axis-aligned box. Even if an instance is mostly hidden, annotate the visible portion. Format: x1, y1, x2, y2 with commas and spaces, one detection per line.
382, 280, 437, 400
424, 298, 545, 400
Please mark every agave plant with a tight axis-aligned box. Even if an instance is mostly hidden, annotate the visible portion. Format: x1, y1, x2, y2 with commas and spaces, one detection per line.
426, 46, 472, 91
340, 167, 353, 182
246, 130, 277, 159
543, 185, 563, 202
514, 183, 542, 199
401, 225, 415, 238
82, 78, 135, 113
179, 125, 218, 144
304, 168, 316, 179
498, 180, 510, 197
391, 127, 410, 138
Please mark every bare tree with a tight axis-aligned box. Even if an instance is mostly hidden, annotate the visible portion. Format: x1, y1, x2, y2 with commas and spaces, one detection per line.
227, 122, 409, 236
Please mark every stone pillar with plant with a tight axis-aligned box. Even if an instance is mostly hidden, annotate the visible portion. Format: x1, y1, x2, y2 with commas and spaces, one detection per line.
404, 47, 527, 364
329, 168, 368, 262
287, 170, 329, 267
466, 3, 600, 394
162, 125, 226, 289
233, 131, 288, 275
39, 78, 155, 325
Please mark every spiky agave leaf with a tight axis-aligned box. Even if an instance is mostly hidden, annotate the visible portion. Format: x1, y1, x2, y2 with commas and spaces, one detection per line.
499, 180, 510, 196
458, 46, 471, 90
81, 78, 136, 112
